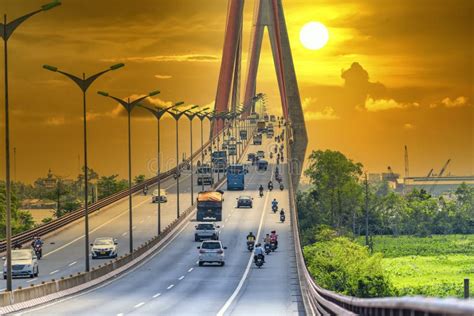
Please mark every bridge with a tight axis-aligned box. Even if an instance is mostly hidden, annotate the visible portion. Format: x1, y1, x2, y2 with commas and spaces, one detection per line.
1, 0, 473, 315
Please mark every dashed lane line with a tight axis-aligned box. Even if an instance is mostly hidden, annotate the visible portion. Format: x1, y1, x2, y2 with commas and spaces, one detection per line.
167, 284, 174, 290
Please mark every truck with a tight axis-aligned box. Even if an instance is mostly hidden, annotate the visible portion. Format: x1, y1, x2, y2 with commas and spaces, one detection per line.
253, 133, 262, 145
228, 143, 237, 156
197, 164, 213, 185
227, 164, 246, 190
257, 120, 266, 133
249, 112, 258, 124
212, 151, 227, 172
239, 129, 248, 140
196, 190, 224, 221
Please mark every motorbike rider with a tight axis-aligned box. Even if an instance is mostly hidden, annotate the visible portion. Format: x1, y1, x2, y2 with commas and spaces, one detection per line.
270, 230, 279, 247
258, 184, 264, 197
268, 180, 273, 190
280, 208, 285, 217
254, 243, 265, 263
143, 184, 149, 195
246, 232, 256, 246
272, 198, 279, 210
263, 233, 272, 246
31, 236, 44, 256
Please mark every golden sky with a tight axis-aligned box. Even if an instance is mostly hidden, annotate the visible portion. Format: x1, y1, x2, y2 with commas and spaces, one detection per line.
1, 0, 473, 182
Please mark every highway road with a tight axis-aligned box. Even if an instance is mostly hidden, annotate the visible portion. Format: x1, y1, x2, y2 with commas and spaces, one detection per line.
0, 144, 223, 293
19, 129, 304, 316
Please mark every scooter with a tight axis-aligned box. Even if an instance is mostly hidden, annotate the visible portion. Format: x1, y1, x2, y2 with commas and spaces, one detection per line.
270, 241, 277, 252
247, 241, 255, 252
280, 183, 284, 191
264, 243, 271, 255
280, 213, 286, 223
272, 204, 278, 213
34, 244, 42, 260
255, 255, 264, 268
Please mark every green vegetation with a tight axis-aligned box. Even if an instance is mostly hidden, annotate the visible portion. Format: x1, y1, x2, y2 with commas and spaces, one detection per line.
298, 149, 474, 298
304, 230, 393, 297
355, 235, 474, 298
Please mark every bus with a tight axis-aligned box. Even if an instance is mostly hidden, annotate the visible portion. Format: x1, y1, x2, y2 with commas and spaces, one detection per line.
227, 164, 246, 190
196, 191, 223, 221
228, 143, 237, 156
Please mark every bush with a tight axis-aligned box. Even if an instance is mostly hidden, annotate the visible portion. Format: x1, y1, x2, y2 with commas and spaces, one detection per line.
304, 236, 394, 297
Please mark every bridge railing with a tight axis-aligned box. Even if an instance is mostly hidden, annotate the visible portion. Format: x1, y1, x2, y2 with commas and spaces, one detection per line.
0, 133, 219, 253
285, 128, 474, 316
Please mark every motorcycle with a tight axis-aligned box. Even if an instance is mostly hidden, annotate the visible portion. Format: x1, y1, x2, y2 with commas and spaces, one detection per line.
270, 241, 277, 252
280, 214, 286, 223
264, 243, 271, 255
272, 204, 278, 213
270, 152, 273, 159
247, 241, 255, 252
280, 183, 284, 191
254, 255, 264, 268
143, 188, 148, 196
34, 244, 42, 260
259, 190, 264, 198
268, 184, 273, 191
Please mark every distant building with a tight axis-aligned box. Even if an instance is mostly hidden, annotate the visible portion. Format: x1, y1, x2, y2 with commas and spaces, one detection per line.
368, 173, 382, 184
403, 176, 474, 196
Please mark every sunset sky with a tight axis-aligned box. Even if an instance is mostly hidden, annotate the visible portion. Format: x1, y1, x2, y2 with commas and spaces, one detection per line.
1, 0, 472, 183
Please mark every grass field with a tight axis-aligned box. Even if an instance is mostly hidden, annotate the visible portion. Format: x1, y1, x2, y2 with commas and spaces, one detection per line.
357, 235, 474, 298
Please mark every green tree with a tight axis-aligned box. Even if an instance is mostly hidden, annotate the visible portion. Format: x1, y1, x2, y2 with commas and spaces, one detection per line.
97, 175, 128, 199
134, 174, 146, 184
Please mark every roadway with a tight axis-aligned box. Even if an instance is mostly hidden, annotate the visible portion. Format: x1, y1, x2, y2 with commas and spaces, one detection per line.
0, 145, 224, 293
19, 128, 304, 316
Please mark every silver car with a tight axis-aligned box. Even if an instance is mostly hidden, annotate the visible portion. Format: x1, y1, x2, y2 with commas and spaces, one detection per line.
195, 223, 220, 241
90, 237, 118, 259
3, 249, 39, 279
197, 240, 227, 266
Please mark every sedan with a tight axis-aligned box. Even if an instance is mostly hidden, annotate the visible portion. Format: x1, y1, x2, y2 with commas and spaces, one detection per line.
90, 237, 118, 259
237, 196, 253, 208
3, 249, 38, 279
197, 240, 227, 266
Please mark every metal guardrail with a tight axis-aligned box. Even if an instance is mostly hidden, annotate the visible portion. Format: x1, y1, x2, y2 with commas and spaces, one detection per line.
285, 127, 474, 316
0, 137, 215, 253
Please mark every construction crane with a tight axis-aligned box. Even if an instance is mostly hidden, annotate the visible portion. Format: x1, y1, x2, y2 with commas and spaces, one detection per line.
404, 145, 409, 178
428, 159, 451, 195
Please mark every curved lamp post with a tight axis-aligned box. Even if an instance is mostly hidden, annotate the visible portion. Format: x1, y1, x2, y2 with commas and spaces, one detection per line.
182, 106, 209, 204
97, 90, 160, 253
195, 108, 210, 191
1, 0, 61, 292
139, 102, 183, 234
168, 105, 198, 218
43, 62, 124, 272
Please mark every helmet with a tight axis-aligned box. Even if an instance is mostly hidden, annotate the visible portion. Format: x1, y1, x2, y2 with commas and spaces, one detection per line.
256, 243, 261, 247
271, 230, 276, 234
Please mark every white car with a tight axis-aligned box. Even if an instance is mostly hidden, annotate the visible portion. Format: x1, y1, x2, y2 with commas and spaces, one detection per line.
152, 189, 167, 203
3, 249, 39, 279
197, 240, 227, 266
90, 237, 118, 259
195, 223, 220, 241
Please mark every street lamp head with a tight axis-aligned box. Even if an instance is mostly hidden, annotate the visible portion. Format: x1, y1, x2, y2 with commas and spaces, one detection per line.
97, 91, 109, 97
148, 90, 160, 97
110, 63, 125, 70
42, 64, 58, 72
190, 105, 199, 110
41, 0, 61, 11
174, 101, 185, 107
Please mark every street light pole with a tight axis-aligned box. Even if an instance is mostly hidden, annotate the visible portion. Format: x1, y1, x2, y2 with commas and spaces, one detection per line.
97, 90, 159, 253
0, 0, 61, 292
43, 63, 124, 272
140, 102, 183, 235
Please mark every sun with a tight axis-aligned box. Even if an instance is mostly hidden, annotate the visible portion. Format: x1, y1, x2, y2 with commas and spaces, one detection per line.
300, 22, 329, 50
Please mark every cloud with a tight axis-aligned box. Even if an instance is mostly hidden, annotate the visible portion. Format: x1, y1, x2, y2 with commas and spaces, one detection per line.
341, 62, 387, 107
403, 123, 415, 130
302, 97, 339, 121
364, 97, 419, 112
441, 96, 469, 108
44, 116, 66, 126
154, 75, 173, 79
103, 54, 219, 63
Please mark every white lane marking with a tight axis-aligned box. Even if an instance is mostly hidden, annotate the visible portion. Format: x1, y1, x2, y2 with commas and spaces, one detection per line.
49, 269, 59, 275
132, 226, 137, 230
195, 261, 199, 264
216, 170, 272, 316
43, 196, 151, 258
134, 302, 145, 308
178, 276, 184, 281
68, 261, 77, 267
26, 278, 37, 283
117, 313, 124, 316
122, 232, 127, 236
187, 268, 193, 273
152, 293, 161, 298
167, 284, 174, 290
